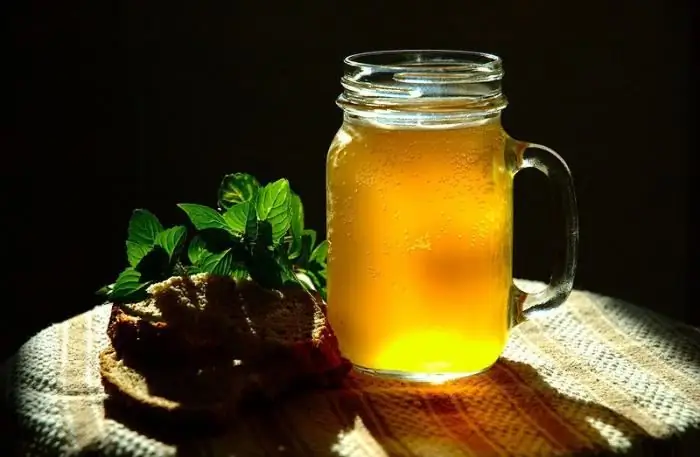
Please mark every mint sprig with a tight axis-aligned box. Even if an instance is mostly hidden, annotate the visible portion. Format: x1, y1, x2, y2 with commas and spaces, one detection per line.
98, 172, 329, 303
100, 210, 189, 302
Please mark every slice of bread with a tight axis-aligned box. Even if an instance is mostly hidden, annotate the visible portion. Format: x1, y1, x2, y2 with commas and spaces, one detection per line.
99, 346, 234, 428
100, 274, 350, 428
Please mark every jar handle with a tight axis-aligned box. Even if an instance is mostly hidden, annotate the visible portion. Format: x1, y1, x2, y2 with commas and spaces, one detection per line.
510, 139, 579, 325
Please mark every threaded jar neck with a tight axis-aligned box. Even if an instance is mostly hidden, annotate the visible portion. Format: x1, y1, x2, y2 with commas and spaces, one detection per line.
337, 50, 508, 128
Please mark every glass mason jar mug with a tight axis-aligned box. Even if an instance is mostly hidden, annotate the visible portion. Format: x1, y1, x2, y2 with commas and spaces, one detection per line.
326, 50, 578, 382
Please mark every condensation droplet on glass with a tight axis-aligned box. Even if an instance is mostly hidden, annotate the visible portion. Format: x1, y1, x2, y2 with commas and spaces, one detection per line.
368, 266, 378, 278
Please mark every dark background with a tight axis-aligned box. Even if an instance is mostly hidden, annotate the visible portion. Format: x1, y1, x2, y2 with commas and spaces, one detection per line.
3, 0, 694, 361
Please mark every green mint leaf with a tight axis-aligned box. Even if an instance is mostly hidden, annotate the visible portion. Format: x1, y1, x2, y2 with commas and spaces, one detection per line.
127, 209, 164, 246
231, 263, 249, 281
297, 229, 317, 266
310, 240, 329, 265
187, 235, 207, 264
199, 249, 234, 276
307, 262, 327, 282
248, 243, 299, 290
218, 173, 261, 210
304, 241, 328, 300
201, 228, 240, 252
205, 229, 244, 254
255, 179, 292, 244
188, 231, 243, 265
155, 226, 187, 260
301, 265, 327, 300
247, 228, 288, 289
277, 254, 301, 286
135, 246, 170, 281
112, 268, 141, 293
247, 250, 286, 289
294, 269, 315, 291
172, 261, 189, 276
126, 241, 152, 267
255, 220, 274, 250
178, 203, 232, 233
244, 201, 258, 241
110, 268, 150, 302
304, 229, 317, 250
288, 193, 304, 259
96, 284, 114, 297
222, 201, 253, 235
311, 274, 327, 301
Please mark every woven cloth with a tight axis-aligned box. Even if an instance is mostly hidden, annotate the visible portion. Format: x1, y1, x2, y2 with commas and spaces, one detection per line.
2, 281, 700, 457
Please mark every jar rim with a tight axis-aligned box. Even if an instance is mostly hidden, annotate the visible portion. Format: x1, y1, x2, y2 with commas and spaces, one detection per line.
344, 49, 504, 82
338, 50, 507, 126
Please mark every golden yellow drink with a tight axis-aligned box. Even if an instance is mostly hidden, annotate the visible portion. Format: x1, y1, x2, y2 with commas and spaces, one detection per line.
327, 118, 512, 375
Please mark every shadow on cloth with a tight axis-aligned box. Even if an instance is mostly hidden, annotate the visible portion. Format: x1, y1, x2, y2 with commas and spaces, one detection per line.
103, 358, 698, 456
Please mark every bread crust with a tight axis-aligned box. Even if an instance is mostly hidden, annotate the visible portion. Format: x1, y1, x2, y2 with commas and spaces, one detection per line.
99, 346, 231, 429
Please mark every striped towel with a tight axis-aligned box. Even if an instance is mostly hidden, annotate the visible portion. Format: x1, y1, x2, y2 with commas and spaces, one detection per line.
3, 281, 700, 457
